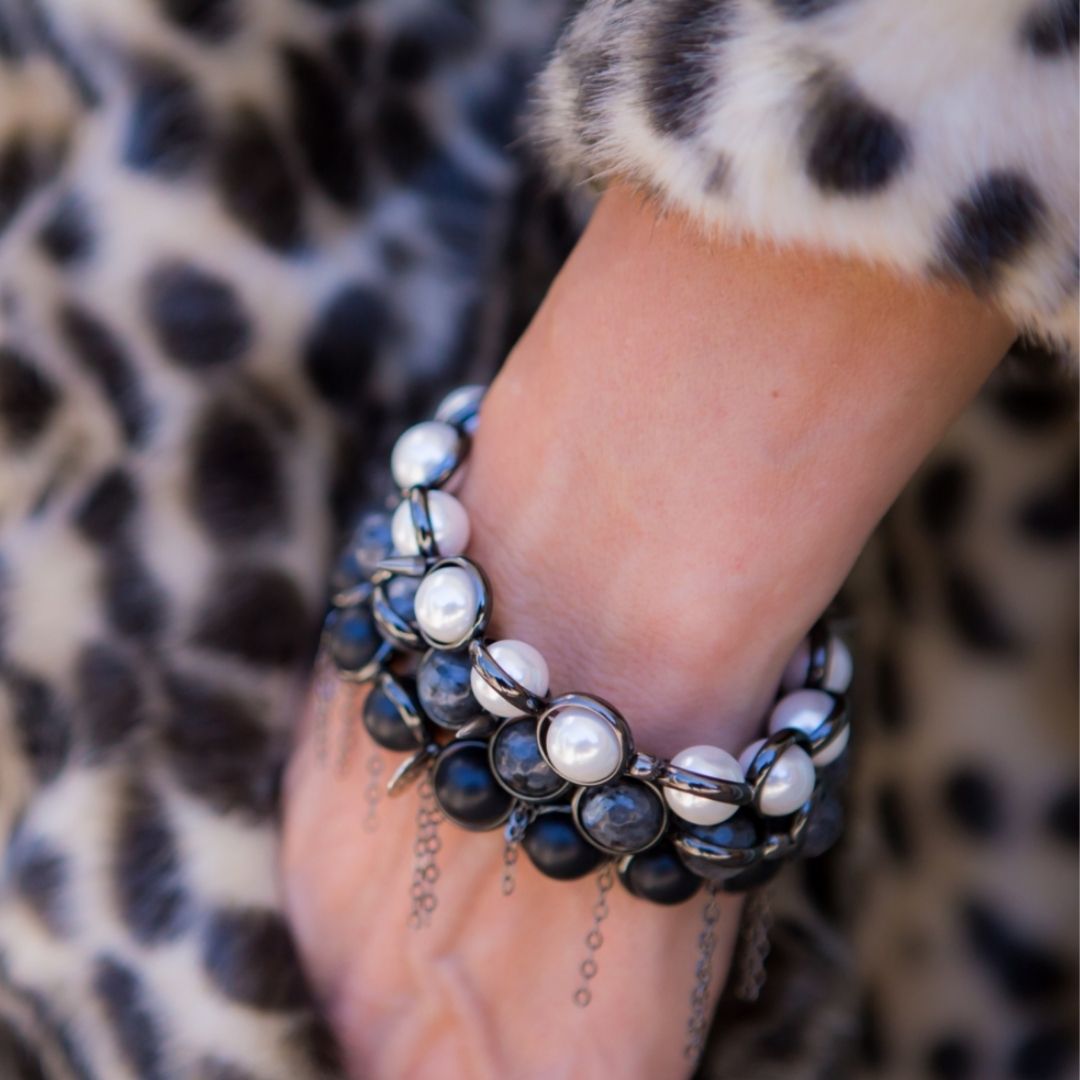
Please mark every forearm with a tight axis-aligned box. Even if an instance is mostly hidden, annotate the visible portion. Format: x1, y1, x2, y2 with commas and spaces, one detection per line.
461, 185, 1013, 755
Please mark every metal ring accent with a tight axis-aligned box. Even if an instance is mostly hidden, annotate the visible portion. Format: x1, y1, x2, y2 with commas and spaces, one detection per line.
372, 555, 430, 582
436, 392, 482, 433
571, 778, 668, 857
330, 581, 372, 609
805, 620, 831, 689
655, 762, 753, 807
744, 729, 813, 816
670, 832, 762, 869
488, 717, 571, 804
468, 640, 549, 716
626, 751, 663, 781
415, 556, 492, 651
371, 580, 423, 650
386, 743, 438, 797
759, 798, 815, 860
410, 429, 468, 492
808, 692, 848, 759
407, 486, 439, 559
376, 671, 427, 746
536, 693, 634, 786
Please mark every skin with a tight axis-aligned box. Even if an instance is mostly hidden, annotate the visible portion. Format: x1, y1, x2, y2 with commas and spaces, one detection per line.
282, 186, 1013, 1079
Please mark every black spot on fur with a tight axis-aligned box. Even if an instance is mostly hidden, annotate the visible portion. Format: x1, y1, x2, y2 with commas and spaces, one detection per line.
926, 1035, 976, 1079
0, 345, 59, 447
5, 669, 70, 782
879, 518, 914, 617
75, 641, 144, 753
0, 134, 34, 236
572, 45, 618, 147
918, 459, 972, 539
0, 1013, 50, 1080
1010, 1024, 1076, 1078
161, 670, 279, 818
191, 564, 309, 666
873, 649, 908, 732
1016, 460, 1078, 543
58, 302, 154, 445
386, 29, 435, 83
773, 0, 846, 16
876, 783, 913, 862
114, 780, 191, 943
73, 468, 137, 545
330, 26, 368, 85
293, 1013, 344, 1075
215, 107, 304, 252
8, 987, 95, 1080
103, 542, 168, 638
1022, 0, 1079, 56
144, 259, 252, 368
124, 58, 207, 175
1045, 785, 1079, 844
304, 284, 385, 407
943, 767, 1002, 839
201, 907, 310, 1010
282, 45, 363, 207
939, 172, 1046, 291
644, 0, 731, 139
7, 831, 68, 936
803, 71, 909, 194
190, 400, 285, 541
857, 989, 887, 1067
374, 95, 433, 180
943, 565, 1022, 655
990, 364, 1074, 430
156, 0, 238, 42
963, 899, 1068, 1004
93, 956, 167, 1080
38, 192, 94, 265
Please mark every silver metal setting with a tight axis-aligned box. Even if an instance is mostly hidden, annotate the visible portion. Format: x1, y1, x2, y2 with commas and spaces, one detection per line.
415, 556, 492, 651
376, 671, 428, 746
808, 691, 849, 759
408, 486, 440, 558
387, 743, 439, 797
373, 555, 430, 580
371, 580, 423, 651
536, 693, 634, 787
488, 717, 572, 804
805, 620, 831, 689
330, 581, 372, 609
626, 751, 663, 781
670, 832, 762, 869
571, 778, 668, 857
468, 640, 549, 716
656, 762, 753, 807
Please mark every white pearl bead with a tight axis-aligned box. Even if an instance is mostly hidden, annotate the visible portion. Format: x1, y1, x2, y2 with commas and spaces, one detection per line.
390, 421, 460, 489
470, 639, 549, 718
434, 385, 485, 435
768, 689, 848, 766
780, 634, 853, 693
664, 745, 742, 826
391, 491, 470, 557
414, 566, 479, 645
739, 739, 815, 816
544, 707, 623, 785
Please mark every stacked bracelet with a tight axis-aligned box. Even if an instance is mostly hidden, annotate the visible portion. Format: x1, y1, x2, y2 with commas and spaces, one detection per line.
321, 384, 851, 911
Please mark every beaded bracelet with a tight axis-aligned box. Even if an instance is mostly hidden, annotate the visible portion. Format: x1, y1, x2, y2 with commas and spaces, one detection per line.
318, 385, 851, 1055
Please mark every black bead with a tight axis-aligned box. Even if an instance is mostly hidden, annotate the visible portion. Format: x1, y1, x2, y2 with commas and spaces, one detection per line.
575, 780, 667, 855
522, 807, 604, 881
490, 718, 567, 801
432, 741, 512, 831
803, 790, 844, 858
324, 604, 379, 674
417, 649, 481, 729
382, 575, 419, 626
677, 811, 777, 892
619, 841, 702, 905
362, 679, 422, 752
331, 511, 392, 596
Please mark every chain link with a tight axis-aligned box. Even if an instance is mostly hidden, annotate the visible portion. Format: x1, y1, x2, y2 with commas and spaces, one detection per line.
573, 865, 615, 1008
362, 751, 384, 833
500, 804, 533, 896
733, 887, 774, 1003
312, 648, 337, 767
408, 772, 442, 930
684, 882, 723, 1063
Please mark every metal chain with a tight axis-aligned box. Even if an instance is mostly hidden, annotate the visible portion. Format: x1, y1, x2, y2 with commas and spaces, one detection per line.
500, 804, 533, 896
733, 887, 774, 1003
362, 751, 384, 833
312, 648, 337, 767
573, 865, 615, 1008
684, 883, 723, 1063
408, 772, 442, 930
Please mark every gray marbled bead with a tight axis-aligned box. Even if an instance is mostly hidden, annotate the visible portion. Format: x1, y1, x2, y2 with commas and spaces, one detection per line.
417, 648, 481, 728
491, 718, 566, 800
576, 779, 666, 854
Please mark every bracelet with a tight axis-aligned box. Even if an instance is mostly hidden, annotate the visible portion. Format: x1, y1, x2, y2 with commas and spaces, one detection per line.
321, 384, 851, 907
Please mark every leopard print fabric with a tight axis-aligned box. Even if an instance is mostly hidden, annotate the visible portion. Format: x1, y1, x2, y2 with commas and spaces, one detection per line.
0, 1, 1074, 1078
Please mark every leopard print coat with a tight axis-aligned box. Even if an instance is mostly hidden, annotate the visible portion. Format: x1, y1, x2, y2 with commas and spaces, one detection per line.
0, 2, 1074, 1078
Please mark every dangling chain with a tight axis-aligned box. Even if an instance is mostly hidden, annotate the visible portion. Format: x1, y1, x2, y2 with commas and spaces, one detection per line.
501, 804, 533, 897
312, 648, 337, 767
363, 751, 385, 833
684, 883, 723, 1063
408, 771, 443, 929
573, 865, 615, 1007
733, 887, 774, 1003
